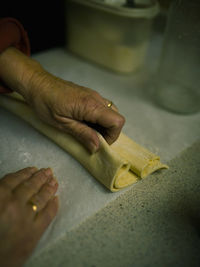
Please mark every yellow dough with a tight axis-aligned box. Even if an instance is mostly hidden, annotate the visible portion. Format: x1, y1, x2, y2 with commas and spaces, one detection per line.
0, 93, 168, 192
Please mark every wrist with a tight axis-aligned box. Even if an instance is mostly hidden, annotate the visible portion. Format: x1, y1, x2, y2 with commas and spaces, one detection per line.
19, 61, 48, 103
0, 47, 45, 100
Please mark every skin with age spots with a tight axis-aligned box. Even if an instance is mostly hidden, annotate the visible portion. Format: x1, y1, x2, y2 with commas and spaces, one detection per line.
27, 72, 125, 153
0, 47, 125, 153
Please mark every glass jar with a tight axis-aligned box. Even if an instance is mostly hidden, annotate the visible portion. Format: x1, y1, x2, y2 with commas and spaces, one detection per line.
156, 0, 200, 114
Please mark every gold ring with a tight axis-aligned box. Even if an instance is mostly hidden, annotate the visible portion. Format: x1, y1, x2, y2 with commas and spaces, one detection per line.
32, 204, 38, 212
107, 101, 113, 108
29, 201, 38, 212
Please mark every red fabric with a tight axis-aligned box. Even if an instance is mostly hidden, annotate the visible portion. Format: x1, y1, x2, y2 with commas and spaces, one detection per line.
0, 17, 31, 93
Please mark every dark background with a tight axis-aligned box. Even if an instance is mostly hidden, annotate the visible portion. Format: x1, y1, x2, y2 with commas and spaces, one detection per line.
1, 1, 66, 54
1, 1, 170, 55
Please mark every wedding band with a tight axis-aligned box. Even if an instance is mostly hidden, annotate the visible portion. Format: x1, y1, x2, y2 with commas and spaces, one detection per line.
107, 101, 113, 108
32, 204, 38, 212
29, 201, 38, 212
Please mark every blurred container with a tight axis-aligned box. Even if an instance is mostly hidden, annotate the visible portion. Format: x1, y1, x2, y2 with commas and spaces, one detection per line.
156, 0, 200, 114
65, 0, 159, 73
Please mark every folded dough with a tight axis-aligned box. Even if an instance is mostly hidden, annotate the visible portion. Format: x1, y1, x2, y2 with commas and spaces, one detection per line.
0, 93, 168, 192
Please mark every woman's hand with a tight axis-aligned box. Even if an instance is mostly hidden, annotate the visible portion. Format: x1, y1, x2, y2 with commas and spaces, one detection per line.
26, 71, 125, 153
0, 47, 125, 153
0, 167, 58, 267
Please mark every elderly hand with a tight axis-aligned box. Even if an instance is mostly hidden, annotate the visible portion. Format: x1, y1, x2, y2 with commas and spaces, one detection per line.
0, 47, 125, 153
26, 72, 125, 153
0, 167, 58, 267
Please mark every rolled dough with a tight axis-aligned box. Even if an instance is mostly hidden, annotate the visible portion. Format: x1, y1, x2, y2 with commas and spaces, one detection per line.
0, 93, 168, 192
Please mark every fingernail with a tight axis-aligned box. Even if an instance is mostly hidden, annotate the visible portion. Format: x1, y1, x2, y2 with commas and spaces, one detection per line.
45, 168, 53, 177
48, 177, 57, 187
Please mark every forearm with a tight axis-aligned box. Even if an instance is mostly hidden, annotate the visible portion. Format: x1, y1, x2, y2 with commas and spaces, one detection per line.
0, 47, 125, 153
0, 47, 44, 99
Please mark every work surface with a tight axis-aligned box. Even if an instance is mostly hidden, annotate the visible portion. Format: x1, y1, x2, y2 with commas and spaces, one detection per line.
0, 35, 200, 266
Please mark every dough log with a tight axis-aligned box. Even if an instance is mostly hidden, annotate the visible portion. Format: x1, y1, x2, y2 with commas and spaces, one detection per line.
0, 93, 168, 192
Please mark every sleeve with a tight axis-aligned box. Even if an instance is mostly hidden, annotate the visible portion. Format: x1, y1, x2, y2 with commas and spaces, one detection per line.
0, 17, 31, 93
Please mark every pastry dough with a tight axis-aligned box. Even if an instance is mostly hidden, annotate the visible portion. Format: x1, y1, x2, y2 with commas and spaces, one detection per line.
0, 93, 168, 192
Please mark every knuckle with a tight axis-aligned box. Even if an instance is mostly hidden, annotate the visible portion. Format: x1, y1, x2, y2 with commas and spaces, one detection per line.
36, 169, 48, 182
74, 92, 103, 120
52, 111, 66, 124
14, 167, 37, 178
39, 168, 46, 173
44, 184, 54, 194
31, 194, 43, 207
82, 94, 101, 111
4, 197, 21, 219
39, 173, 48, 183
91, 90, 101, 99
26, 166, 38, 173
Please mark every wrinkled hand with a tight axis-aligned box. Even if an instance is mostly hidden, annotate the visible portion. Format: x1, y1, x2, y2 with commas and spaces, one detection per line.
26, 71, 125, 153
0, 167, 58, 267
0, 47, 125, 153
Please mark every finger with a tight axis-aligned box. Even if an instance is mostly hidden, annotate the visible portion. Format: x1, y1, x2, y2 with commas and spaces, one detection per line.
84, 106, 125, 145
34, 196, 59, 234
13, 168, 54, 202
61, 119, 100, 153
52, 98, 124, 149
55, 108, 124, 151
0, 167, 38, 190
29, 178, 58, 212
97, 109, 125, 144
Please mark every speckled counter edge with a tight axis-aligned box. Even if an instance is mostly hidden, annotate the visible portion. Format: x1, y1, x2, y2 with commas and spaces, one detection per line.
26, 140, 200, 267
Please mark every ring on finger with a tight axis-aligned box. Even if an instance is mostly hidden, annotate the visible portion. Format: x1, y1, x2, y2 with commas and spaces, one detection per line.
28, 200, 38, 212
107, 101, 113, 108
